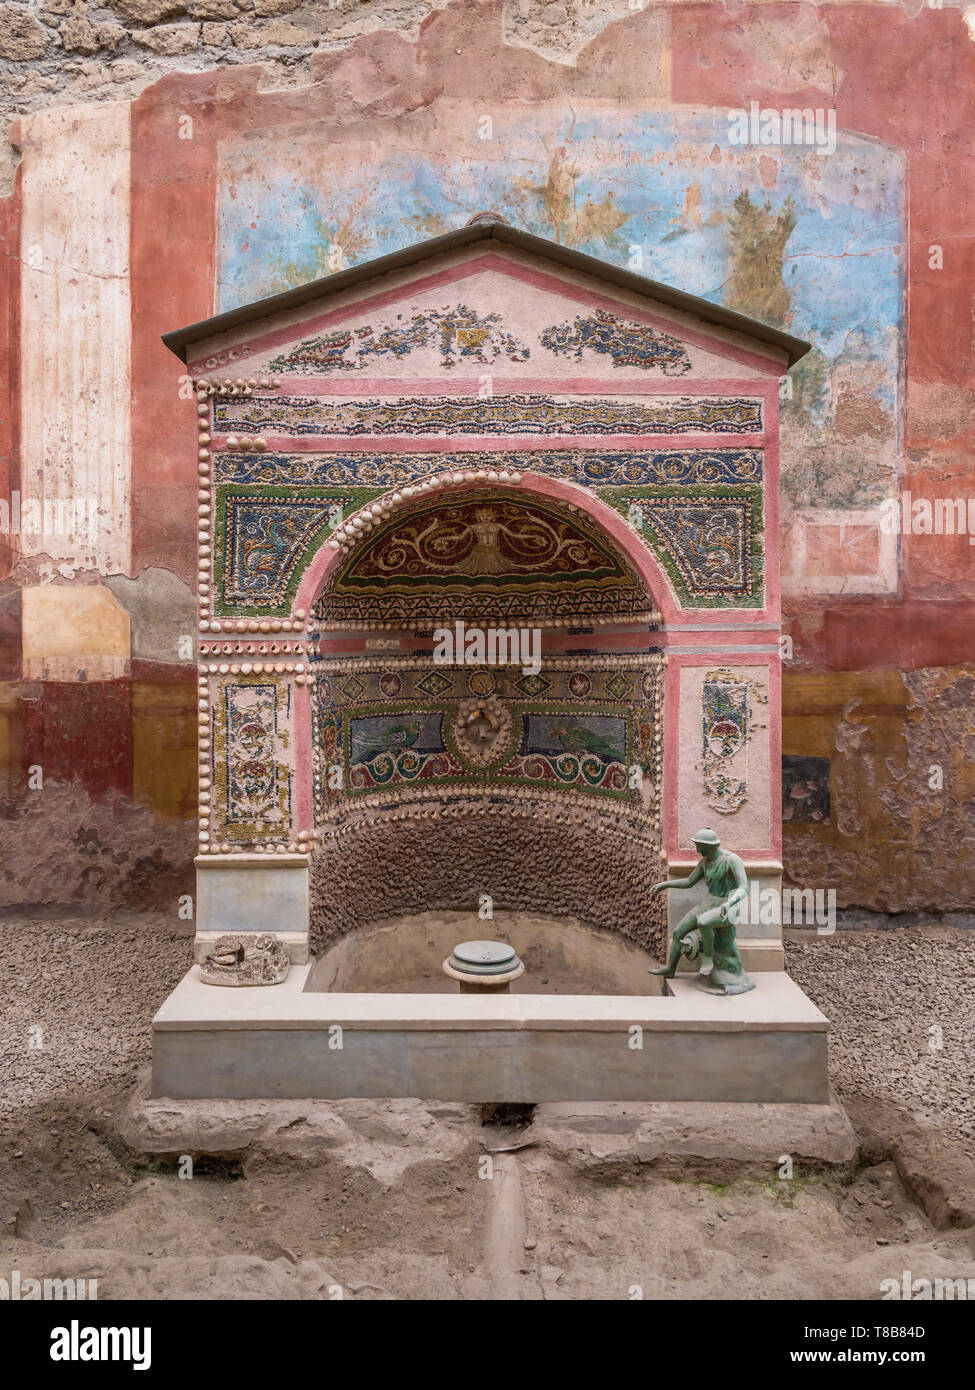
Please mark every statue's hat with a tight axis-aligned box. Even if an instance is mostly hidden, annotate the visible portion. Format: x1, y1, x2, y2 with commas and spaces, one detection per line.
692, 828, 721, 846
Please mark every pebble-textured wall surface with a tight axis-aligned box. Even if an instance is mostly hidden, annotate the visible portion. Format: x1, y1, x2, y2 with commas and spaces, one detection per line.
309, 808, 668, 958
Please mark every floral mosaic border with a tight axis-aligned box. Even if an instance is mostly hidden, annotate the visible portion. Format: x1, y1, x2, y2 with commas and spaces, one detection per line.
211, 393, 764, 438
211, 446, 764, 489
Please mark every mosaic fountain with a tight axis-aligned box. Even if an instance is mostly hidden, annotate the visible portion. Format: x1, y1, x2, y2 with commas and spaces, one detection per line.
151, 215, 831, 1107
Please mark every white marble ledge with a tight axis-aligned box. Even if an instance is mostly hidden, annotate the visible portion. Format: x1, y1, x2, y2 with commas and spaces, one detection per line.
153, 967, 828, 1034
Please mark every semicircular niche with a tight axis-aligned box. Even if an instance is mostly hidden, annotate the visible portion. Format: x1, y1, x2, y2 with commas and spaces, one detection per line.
314, 489, 655, 628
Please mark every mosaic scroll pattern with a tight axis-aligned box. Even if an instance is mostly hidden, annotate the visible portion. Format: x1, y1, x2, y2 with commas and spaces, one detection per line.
211, 394, 764, 438
312, 660, 663, 825
315, 490, 650, 627
211, 446, 763, 488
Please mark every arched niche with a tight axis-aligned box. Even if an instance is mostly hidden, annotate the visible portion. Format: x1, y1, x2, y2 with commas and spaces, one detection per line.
300, 470, 669, 955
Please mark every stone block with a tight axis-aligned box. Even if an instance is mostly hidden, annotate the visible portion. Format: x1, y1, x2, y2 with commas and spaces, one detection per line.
195, 853, 310, 959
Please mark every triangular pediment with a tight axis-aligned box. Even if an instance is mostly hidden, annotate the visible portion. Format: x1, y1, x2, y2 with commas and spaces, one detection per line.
166, 222, 807, 382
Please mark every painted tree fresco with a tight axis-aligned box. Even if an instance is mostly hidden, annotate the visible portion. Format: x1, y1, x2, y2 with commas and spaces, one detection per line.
218, 108, 903, 551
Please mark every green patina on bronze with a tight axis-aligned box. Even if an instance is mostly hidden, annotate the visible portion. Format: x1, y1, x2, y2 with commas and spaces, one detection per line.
649, 827, 756, 995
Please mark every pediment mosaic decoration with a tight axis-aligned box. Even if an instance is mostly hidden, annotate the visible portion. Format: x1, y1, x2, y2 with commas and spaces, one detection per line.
540, 310, 692, 375
315, 491, 652, 626
267, 304, 531, 374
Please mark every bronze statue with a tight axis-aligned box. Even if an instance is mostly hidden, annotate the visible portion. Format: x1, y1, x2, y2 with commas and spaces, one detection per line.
649, 828, 755, 995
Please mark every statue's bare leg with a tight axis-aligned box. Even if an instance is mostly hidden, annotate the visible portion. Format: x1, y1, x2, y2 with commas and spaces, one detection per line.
649, 908, 700, 977
695, 913, 719, 978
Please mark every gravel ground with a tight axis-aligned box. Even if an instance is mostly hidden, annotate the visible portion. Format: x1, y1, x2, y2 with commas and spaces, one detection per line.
0, 916, 972, 1147
1, 916, 973, 1302
786, 925, 975, 1145
0, 916, 188, 1123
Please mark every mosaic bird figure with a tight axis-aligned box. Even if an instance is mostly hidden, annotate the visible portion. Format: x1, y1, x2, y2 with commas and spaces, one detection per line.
354, 720, 422, 765
549, 721, 625, 763
674, 513, 738, 581
242, 516, 302, 575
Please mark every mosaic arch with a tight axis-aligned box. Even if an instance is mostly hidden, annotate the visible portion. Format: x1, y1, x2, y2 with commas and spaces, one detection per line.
314, 489, 657, 629
305, 483, 666, 839
212, 450, 766, 620
291, 471, 693, 634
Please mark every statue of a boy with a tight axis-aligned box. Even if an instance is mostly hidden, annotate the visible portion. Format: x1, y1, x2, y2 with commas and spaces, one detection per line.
649, 828, 755, 995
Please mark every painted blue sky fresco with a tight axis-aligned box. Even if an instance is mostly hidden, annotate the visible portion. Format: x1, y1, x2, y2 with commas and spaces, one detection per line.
217, 108, 904, 376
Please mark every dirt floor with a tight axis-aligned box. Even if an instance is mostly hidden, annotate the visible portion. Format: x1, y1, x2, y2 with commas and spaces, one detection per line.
1, 916, 974, 1300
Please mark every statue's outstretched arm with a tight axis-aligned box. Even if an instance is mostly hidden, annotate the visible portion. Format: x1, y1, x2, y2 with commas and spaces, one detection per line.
650, 861, 703, 895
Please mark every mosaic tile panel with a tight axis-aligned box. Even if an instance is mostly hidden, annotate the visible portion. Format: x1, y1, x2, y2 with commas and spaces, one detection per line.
220, 494, 338, 607
267, 304, 530, 374
211, 484, 380, 616
211, 394, 764, 438
540, 309, 691, 375
702, 674, 749, 815
210, 677, 294, 843
312, 660, 663, 825
209, 457, 765, 618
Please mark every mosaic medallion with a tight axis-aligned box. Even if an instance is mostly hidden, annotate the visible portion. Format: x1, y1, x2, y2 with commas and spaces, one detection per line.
448, 697, 516, 770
